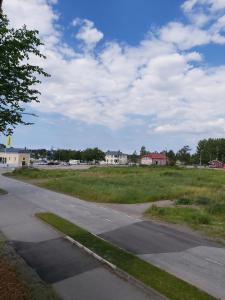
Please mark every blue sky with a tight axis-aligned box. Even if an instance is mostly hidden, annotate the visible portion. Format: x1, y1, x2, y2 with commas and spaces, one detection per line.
58, 0, 184, 45
2, 0, 225, 153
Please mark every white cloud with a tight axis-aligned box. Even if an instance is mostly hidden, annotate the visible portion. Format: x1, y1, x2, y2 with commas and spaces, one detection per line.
3, 0, 225, 138
159, 22, 211, 49
73, 18, 104, 49
183, 0, 225, 12
4, 0, 58, 37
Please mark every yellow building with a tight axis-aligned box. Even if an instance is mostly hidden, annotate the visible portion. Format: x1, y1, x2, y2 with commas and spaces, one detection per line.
0, 148, 30, 168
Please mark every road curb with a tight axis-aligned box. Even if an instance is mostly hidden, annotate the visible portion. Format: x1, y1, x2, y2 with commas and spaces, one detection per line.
65, 235, 116, 270
64, 235, 167, 300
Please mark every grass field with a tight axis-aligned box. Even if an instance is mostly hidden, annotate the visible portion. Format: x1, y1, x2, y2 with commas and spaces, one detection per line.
8, 166, 225, 203
37, 212, 215, 300
8, 166, 225, 239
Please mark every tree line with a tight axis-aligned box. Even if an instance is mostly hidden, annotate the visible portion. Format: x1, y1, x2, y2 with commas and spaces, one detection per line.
131, 139, 225, 165
29, 138, 225, 165
31, 148, 105, 163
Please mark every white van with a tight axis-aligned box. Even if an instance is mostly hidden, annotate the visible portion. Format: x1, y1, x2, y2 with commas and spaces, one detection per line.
69, 160, 80, 165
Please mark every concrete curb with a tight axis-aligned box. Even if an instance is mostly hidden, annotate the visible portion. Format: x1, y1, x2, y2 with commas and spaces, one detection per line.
64, 235, 168, 300
65, 235, 116, 270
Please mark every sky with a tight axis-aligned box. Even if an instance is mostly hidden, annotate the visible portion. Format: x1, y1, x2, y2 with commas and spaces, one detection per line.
1, 0, 225, 153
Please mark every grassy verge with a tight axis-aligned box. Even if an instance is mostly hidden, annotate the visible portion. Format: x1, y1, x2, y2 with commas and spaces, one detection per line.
146, 198, 225, 241
36, 212, 215, 300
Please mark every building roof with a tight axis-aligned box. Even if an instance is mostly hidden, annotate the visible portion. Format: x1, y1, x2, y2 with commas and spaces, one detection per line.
0, 147, 30, 154
106, 150, 127, 156
142, 153, 167, 160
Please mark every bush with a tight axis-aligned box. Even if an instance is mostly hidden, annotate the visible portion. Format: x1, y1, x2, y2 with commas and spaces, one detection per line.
176, 198, 193, 205
195, 197, 212, 206
194, 213, 211, 225
208, 203, 225, 215
149, 205, 166, 216
12, 167, 40, 177
148, 206, 212, 225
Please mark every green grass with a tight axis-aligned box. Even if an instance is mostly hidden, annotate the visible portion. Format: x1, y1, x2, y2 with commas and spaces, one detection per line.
36, 212, 215, 300
7, 166, 225, 239
147, 206, 212, 225
7, 166, 225, 204
146, 203, 225, 240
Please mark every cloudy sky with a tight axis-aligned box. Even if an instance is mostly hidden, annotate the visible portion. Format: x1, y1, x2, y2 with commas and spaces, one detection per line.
2, 0, 225, 153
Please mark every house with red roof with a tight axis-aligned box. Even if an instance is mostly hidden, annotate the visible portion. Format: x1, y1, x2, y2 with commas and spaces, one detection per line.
141, 153, 168, 166
208, 160, 225, 168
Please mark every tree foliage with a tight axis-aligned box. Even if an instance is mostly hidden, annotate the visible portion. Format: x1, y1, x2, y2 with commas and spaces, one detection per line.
166, 150, 176, 166
129, 151, 139, 163
196, 138, 225, 164
140, 146, 148, 156
176, 145, 191, 165
0, 14, 49, 134
32, 148, 105, 162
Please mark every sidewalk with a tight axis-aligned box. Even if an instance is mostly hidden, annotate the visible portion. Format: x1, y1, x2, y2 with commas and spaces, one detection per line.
0, 194, 158, 300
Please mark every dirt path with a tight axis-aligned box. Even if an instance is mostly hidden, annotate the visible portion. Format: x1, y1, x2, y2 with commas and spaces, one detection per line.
101, 200, 174, 218
0, 257, 28, 300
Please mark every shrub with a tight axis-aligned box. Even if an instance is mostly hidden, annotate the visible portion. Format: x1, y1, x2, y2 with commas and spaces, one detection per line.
195, 197, 212, 206
176, 198, 193, 205
189, 211, 211, 225
12, 167, 40, 177
149, 205, 166, 216
208, 203, 225, 215
196, 214, 211, 225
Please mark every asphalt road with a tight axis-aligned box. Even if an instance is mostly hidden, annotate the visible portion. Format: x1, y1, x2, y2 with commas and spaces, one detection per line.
1, 170, 225, 299
0, 181, 155, 300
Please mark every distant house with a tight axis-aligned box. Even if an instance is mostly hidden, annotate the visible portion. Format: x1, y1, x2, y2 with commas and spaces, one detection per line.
0, 147, 30, 168
141, 153, 168, 166
105, 150, 128, 165
208, 160, 225, 168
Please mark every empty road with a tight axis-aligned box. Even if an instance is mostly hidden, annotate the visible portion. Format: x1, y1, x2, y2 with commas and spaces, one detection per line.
0, 170, 225, 299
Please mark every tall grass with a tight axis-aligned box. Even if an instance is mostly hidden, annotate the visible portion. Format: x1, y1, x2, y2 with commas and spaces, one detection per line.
8, 166, 225, 204
8, 167, 225, 239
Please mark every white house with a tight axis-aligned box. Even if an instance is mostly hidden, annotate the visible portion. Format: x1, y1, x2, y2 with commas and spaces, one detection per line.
141, 153, 168, 166
105, 150, 128, 165
0, 147, 30, 168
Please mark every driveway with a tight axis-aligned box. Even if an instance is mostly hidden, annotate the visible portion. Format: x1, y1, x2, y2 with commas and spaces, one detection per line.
0, 170, 225, 299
